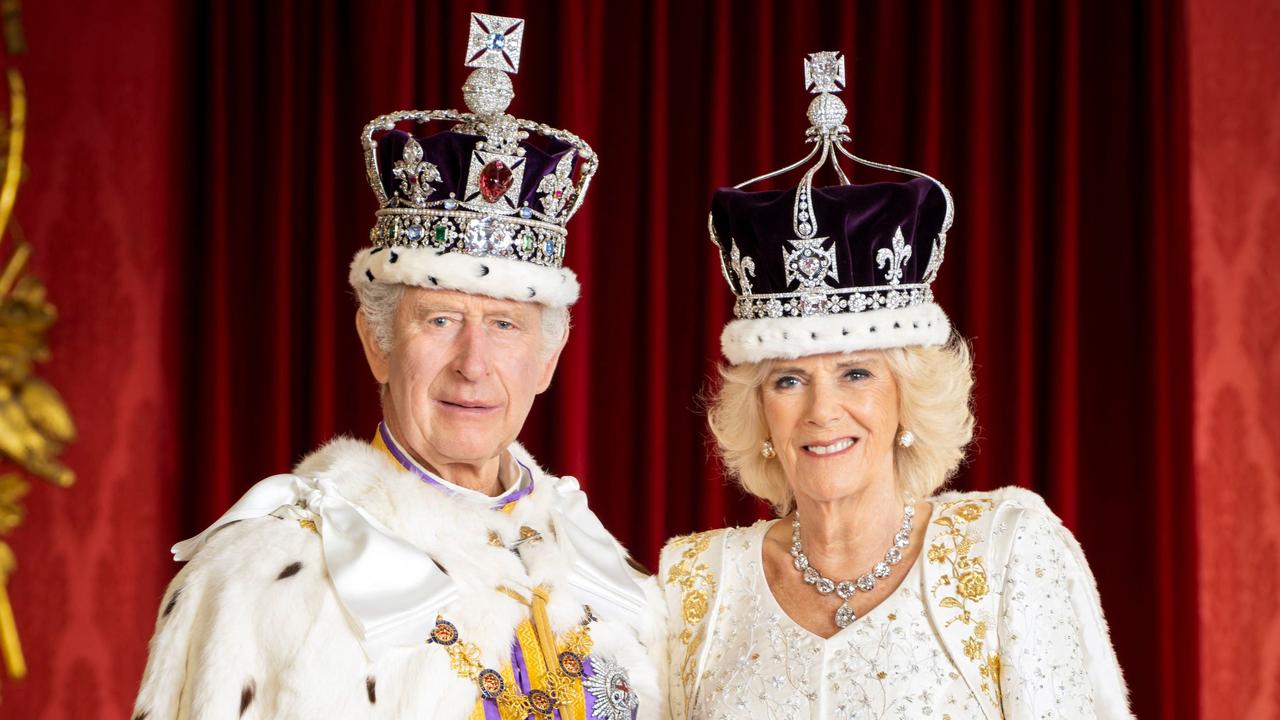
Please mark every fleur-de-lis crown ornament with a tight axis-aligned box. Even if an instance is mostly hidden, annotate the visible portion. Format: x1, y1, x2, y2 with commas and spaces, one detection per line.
707, 52, 957, 364
350, 13, 599, 309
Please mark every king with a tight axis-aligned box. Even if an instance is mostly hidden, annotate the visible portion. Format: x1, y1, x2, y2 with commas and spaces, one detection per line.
133, 14, 661, 720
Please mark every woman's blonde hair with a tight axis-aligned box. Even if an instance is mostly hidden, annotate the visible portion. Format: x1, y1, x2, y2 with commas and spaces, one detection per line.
707, 336, 976, 515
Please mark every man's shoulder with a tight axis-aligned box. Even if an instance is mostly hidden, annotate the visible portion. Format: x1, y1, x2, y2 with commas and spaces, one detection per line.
293, 435, 397, 483
180, 511, 324, 581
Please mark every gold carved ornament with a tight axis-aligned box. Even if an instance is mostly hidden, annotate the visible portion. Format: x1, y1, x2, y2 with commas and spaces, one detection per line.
0, 0, 78, 700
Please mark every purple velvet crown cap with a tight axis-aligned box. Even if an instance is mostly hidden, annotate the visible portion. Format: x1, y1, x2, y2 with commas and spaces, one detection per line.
374, 129, 576, 212
710, 176, 947, 298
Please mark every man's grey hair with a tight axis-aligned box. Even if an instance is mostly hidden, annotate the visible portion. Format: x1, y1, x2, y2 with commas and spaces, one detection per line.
355, 283, 570, 357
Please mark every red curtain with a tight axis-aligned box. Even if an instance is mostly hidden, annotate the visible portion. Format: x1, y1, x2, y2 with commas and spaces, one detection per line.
177, 3, 1195, 717
3, 1, 1205, 717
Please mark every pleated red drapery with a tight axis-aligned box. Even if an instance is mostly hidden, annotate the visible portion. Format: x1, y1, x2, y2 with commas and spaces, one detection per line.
2, 1, 1197, 717
175, 3, 1193, 718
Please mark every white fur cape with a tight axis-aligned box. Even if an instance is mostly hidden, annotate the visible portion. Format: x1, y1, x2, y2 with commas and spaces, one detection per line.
132, 438, 665, 719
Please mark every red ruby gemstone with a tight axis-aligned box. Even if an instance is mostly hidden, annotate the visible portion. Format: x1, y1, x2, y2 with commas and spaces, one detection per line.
478, 160, 513, 203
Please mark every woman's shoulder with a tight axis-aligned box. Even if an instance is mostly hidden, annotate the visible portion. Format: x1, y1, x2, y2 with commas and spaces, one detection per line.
660, 520, 770, 558
927, 486, 1083, 575
657, 527, 727, 575
658, 520, 771, 581
929, 485, 1064, 532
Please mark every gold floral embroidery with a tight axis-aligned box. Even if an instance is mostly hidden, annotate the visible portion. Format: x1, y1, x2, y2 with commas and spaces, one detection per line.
979, 653, 1002, 694
927, 542, 952, 563
929, 499, 1002, 708
956, 570, 989, 601
664, 530, 719, 701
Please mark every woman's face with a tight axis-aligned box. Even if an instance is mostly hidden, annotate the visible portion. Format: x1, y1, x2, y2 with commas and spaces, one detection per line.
760, 351, 900, 506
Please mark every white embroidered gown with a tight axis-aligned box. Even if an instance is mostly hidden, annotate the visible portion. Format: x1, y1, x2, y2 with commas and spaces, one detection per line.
659, 488, 1132, 720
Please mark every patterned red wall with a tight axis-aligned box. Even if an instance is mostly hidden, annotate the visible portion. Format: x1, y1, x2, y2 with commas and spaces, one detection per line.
0, 1, 186, 716
1189, 0, 1280, 717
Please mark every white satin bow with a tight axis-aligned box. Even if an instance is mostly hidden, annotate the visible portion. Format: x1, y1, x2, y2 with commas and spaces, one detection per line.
551, 477, 650, 630
170, 468, 650, 658
171, 474, 459, 661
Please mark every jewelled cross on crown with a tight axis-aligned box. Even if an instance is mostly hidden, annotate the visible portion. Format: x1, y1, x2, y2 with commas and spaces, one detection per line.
466, 13, 524, 73
460, 13, 523, 121
779, 52, 850, 316
804, 50, 845, 93
458, 13, 529, 216
802, 50, 849, 140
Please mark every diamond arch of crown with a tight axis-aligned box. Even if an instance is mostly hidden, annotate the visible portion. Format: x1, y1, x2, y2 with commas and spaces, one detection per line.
361, 109, 599, 225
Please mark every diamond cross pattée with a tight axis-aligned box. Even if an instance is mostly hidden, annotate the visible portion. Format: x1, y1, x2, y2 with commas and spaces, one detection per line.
783, 237, 839, 290
465, 13, 525, 73
804, 51, 845, 94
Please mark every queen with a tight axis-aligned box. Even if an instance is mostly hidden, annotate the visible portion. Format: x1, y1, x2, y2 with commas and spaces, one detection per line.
659, 53, 1130, 719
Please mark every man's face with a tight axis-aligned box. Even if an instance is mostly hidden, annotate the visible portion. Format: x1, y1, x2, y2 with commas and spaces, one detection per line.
359, 287, 565, 469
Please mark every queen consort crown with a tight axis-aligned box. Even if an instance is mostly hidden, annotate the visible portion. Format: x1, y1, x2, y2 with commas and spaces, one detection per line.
711, 52, 957, 364
710, 51, 954, 322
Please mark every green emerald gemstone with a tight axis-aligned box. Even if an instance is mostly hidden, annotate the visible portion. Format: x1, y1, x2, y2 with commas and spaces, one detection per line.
434, 225, 448, 244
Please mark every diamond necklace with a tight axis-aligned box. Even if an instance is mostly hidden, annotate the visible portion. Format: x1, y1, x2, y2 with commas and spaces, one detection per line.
790, 503, 915, 628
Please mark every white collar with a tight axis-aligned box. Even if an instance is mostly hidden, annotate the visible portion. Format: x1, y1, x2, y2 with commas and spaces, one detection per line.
377, 422, 530, 505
